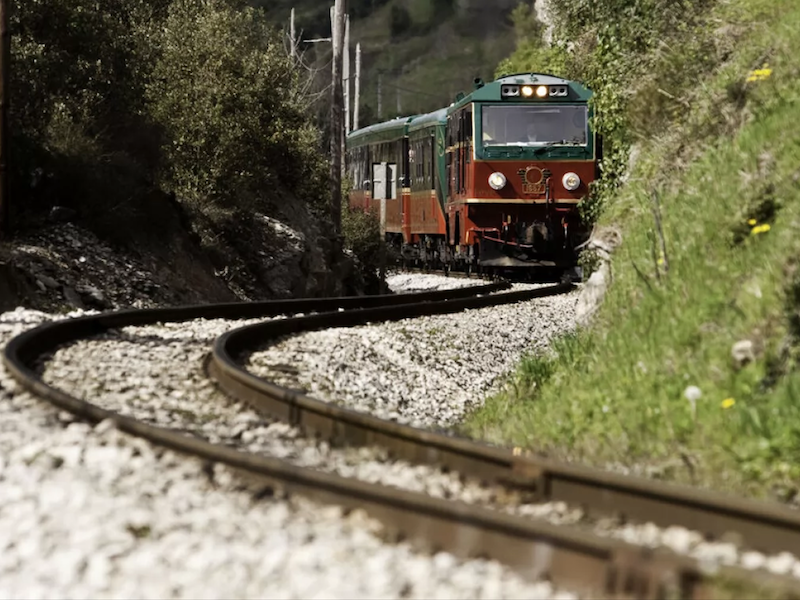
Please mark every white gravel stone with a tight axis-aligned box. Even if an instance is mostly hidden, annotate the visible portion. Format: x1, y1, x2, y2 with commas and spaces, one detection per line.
385, 272, 483, 293
7, 272, 797, 597
247, 280, 578, 430
1, 290, 577, 599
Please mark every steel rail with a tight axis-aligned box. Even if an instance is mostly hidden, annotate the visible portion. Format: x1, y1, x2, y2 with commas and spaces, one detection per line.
4, 283, 800, 598
210, 288, 800, 564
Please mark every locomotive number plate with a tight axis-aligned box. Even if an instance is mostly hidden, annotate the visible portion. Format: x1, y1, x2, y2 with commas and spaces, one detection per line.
523, 184, 546, 195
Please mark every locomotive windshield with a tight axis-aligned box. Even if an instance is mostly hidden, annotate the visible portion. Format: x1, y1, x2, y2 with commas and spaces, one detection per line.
481, 105, 588, 147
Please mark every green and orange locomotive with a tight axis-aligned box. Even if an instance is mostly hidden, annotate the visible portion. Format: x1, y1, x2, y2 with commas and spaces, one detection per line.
346, 73, 599, 276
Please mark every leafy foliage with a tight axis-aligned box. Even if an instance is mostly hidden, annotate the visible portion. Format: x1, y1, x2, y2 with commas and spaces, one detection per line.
147, 0, 328, 216
389, 5, 412, 38
10, 0, 330, 246
342, 207, 383, 294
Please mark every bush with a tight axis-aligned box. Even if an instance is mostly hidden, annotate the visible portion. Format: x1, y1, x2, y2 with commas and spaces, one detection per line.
147, 0, 328, 217
342, 207, 383, 293
11, 0, 163, 227
9, 0, 331, 248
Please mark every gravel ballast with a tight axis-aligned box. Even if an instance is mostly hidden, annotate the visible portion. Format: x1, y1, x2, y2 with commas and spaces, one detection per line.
247, 277, 578, 430
7, 271, 797, 597
0, 277, 578, 599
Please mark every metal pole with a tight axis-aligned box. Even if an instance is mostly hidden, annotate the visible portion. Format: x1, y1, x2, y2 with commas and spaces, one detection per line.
290, 7, 296, 62
353, 43, 361, 131
330, 0, 345, 236
0, 0, 9, 237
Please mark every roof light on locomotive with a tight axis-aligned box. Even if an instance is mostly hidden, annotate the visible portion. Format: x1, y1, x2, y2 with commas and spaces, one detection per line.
500, 83, 570, 100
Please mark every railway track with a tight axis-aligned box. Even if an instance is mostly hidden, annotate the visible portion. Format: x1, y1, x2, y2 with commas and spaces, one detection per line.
5, 280, 800, 599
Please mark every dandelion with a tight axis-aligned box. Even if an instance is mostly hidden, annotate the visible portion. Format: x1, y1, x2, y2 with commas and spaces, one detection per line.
751, 223, 771, 235
747, 63, 773, 83
748, 218, 757, 226
684, 385, 701, 420
721, 398, 735, 409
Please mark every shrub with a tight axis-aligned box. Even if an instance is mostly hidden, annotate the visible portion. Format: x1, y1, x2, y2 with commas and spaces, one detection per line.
342, 207, 383, 293
10, 0, 170, 231
146, 0, 328, 217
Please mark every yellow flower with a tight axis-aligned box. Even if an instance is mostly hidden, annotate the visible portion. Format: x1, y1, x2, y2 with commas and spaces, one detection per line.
721, 398, 735, 409
751, 223, 771, 235
747, 63, 773, 82
747, 218, 757, 226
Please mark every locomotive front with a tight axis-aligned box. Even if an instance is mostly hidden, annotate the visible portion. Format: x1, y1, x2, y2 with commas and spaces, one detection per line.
446, 74, 597, 271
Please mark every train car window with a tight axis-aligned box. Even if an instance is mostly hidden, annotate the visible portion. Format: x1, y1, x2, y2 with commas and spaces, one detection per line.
454, 112, 462, 193
458, 109, 468, 194
465, 108, 473, 165
430, 134, 436, 191
480, 105, 588, 147
401, 138, 410, 189
414, 140, 422, 189
446, 115, 454, 197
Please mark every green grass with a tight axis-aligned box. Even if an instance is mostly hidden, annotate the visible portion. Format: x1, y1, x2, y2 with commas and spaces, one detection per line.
462, 0, 800, 502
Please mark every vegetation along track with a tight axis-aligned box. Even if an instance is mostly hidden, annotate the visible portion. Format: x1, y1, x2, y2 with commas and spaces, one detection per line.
4, 281, 800, 599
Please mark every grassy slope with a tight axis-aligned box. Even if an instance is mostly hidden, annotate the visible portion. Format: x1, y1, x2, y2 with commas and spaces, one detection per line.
463, 0, 800, 502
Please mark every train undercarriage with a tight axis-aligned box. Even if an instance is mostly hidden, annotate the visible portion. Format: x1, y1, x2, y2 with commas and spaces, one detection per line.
389, 226, 584, 281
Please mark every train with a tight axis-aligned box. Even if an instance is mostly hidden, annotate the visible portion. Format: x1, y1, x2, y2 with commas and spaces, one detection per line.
345, 73, 600, 277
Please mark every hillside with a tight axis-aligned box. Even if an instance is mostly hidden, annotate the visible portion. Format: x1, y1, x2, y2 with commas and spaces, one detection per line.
464, 0, 800, 503
259, 0, 520, 123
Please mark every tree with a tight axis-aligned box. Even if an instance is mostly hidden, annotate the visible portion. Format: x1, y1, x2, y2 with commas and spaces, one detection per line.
389, 5, 412, 38
147, 0, 328, 215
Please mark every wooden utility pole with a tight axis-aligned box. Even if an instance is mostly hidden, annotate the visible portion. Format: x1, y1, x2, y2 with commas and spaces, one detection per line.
289, 8, 297, 62
0, 0, 9, 237
343, 15, 350, 135
377, 73, 382, 120
353, 43, 361, 131
330, 0, 346, 235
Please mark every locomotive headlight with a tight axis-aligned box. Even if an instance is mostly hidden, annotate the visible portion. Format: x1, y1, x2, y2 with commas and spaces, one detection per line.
521, 85, 534, 98
488, 172, 507, 191
562, 172, 581, 191
536, 85, 548, 98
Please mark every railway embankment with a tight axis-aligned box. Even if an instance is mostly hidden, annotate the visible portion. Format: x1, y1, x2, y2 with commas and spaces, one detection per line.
465, 0, 800, 502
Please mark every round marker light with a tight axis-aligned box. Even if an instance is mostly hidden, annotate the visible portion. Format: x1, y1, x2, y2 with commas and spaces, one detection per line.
536, 85, 548, 98
521, 85, 534, 98
488, 172, 507, 191
562, 172, 581, 191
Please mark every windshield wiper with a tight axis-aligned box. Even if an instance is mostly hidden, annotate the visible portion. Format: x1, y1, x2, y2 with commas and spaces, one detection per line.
532, 141, 562, 155
532, 140, 586, 155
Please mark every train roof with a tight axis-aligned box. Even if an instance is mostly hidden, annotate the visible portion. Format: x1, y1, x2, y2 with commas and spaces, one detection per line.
347, 115, 416, 146
407, 108, 447, 133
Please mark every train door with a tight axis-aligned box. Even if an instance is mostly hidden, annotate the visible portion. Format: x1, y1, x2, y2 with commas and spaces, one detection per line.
372, 161, 397, 236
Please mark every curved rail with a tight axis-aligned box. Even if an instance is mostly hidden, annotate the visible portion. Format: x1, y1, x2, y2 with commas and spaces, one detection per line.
210, 293, 800, 559
4, 282, 800, 599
